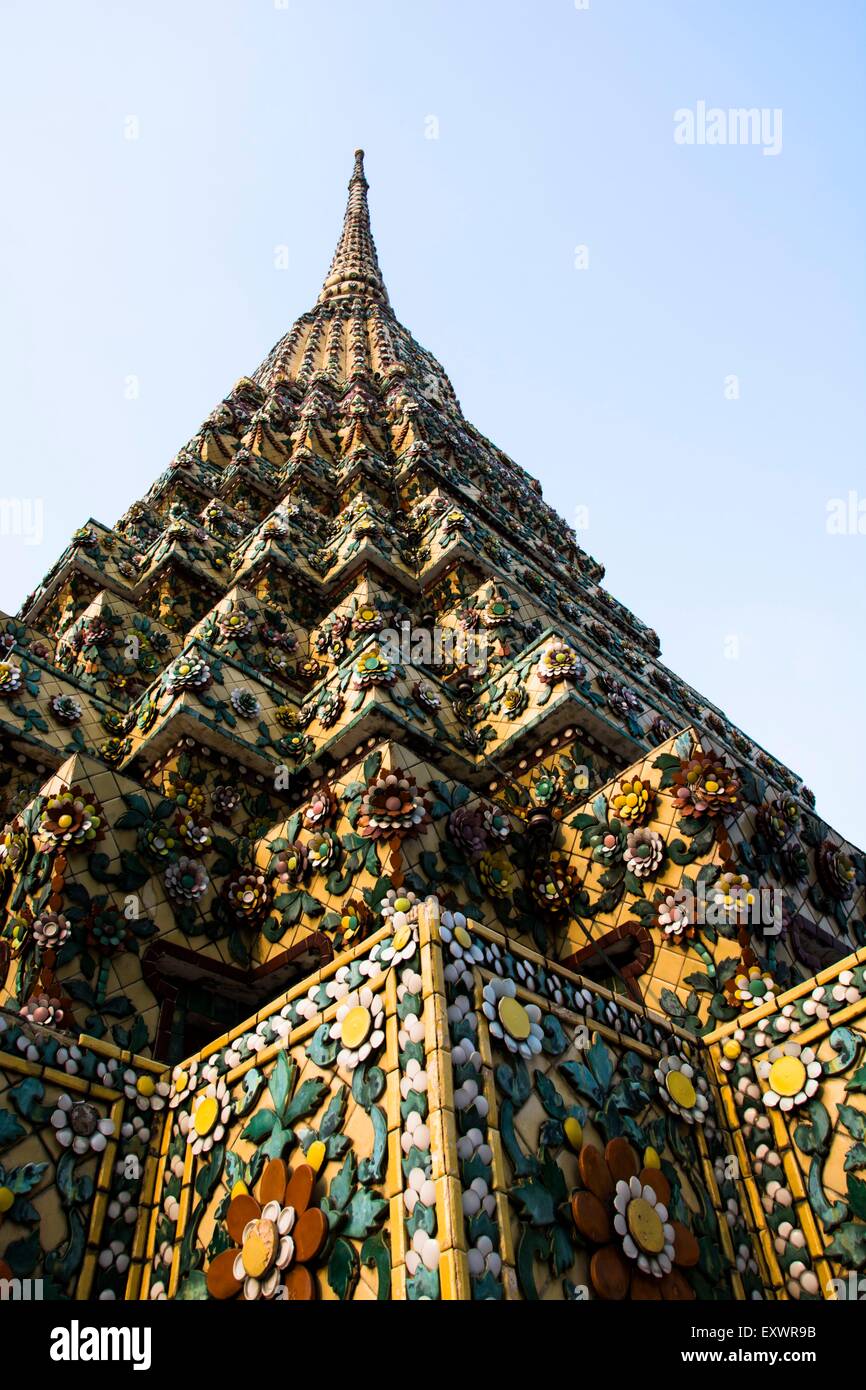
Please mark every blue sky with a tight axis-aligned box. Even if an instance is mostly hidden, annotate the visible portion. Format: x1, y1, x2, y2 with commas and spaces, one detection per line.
0, 0, 863, 843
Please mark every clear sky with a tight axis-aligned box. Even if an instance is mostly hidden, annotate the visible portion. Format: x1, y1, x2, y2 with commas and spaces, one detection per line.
0, 0, 863, 844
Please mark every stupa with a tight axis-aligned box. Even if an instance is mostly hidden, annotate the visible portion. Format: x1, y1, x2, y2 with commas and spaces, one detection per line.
0, 152, 864, 1304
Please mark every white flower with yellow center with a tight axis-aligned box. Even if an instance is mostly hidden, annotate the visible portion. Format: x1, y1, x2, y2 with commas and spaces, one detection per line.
169, 1056, 215, 1112
329, 986, 385, 1070
758, 1042, 822, 1112
374, 896, 419, 969
613, 1175, 676, 1278
440, 910, 484, 989
719, 1028, 745, 1073
123, 1068, 170, 1113
481, 977, 544, 1059
654, 1053, 709, 1124
182, 1078, 231, 1155
233, 1201, 296, 1300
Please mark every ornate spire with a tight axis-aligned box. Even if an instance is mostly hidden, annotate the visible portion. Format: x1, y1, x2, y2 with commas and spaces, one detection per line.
318, 150, 389, 307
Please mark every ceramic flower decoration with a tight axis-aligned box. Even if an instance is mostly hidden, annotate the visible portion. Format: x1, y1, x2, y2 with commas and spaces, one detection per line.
273, 842, 308, 886
757, 798, 795, 847
50, 693, 83, 724
816, 840, 856, 900
672, 751, 741, 819
329, 896, 372, 950
654, 1053, 710, 1124
307, 830, 338, 872
329, 986, 385, 1070
588, 826, 624, 862
31, 911, 71, 951
122, 1068, 170, 1113
0, 662, 23, 697
223, 871, 271, 923
374, 909, 418, 968
604, 679, 642, 720
733, 966, 776, 1010
164, 655, 212, 694
273, 703, 296, 729
303, 785, 337, 829
482, 803, 511, 841
206, 1160, 327, 1301
623, 827, 664, 878
537, 639, 585, 685
0, 822, 26, 877
412, 679, 441, 713
358, 770, 430, 841
610, 777, 655, 824
38, 787, 104, 851
570, 1138, 699, 1300
169, 1059, 204, 1109
501, 682, 528, 717
448, 803, 488, 860
353, 604, 384, 634
230, 687, 261, 719
479, 850, 513, 898
176, 811, 213, 854
17, 993, 64, 1029
758, 1042, 822, 1112
165, 856, 210, 901
265, 644, 293, 678
480, 594, 514, 628
529, 851, 579, 916
212, 783, 240, 821
352, 647, 396, 689
316, 688, 344, 728
181, 1078, 232, 1155
481, 977, 544, 1059
217, 609, 253, 641
50, 1095, 115, 1154
87, 904, 128, 955
711, 870, 756, 924
439, 910, 485, 986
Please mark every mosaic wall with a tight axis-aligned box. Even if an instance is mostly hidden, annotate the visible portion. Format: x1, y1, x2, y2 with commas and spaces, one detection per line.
1, 897, 760, 1302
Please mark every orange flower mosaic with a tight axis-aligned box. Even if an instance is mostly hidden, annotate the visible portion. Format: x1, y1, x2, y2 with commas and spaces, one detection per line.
206, 1160, 327, 1301
570, 1138, 698, 1300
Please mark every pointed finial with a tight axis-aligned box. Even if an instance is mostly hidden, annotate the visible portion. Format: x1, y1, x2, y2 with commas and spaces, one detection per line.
318, 150, 388, 306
